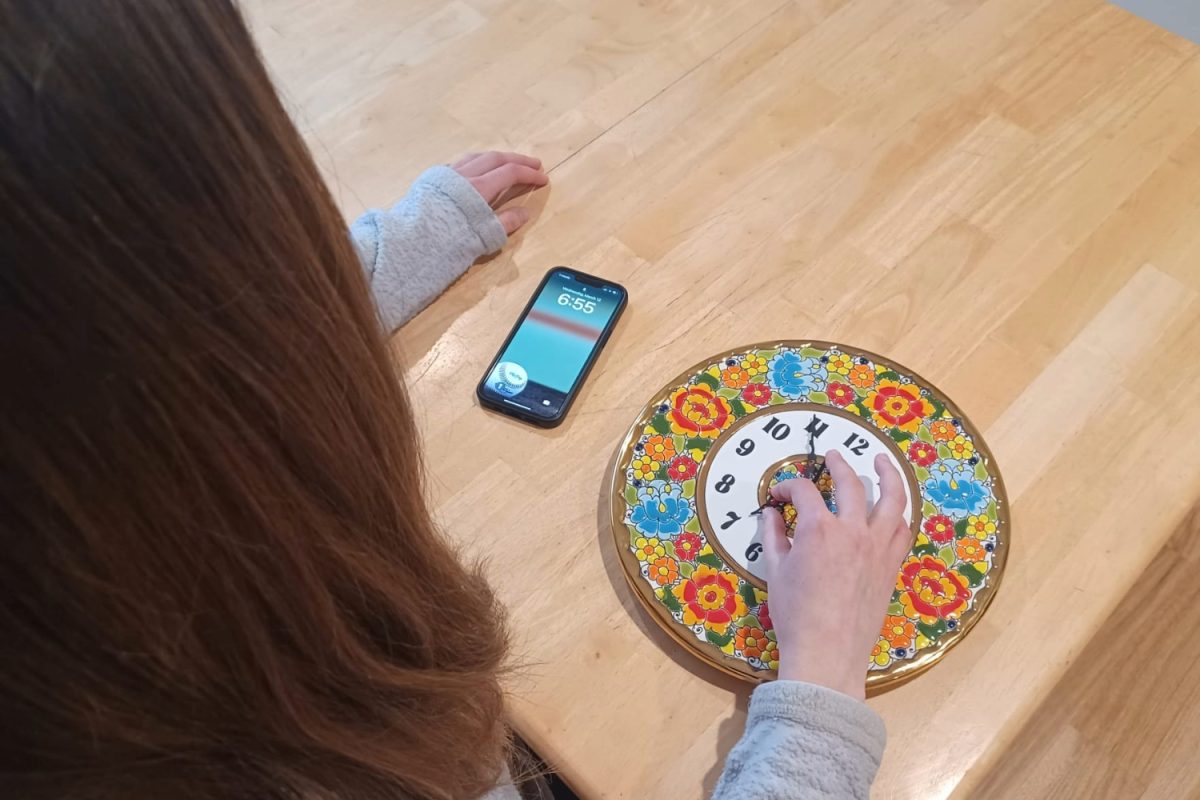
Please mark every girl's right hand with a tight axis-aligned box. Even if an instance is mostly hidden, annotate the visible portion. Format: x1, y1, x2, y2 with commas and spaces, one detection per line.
450, 151, 548, 235
760, 450, 914, 700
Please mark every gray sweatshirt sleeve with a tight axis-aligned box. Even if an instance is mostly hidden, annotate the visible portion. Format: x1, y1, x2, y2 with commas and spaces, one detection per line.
349, 165, 507, 332
712, 681, 887, 800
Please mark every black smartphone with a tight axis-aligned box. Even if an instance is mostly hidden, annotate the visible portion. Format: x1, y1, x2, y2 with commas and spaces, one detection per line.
477, 267, 627, 427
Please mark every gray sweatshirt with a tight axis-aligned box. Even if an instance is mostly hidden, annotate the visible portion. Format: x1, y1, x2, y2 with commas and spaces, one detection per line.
349, 165, 887, 798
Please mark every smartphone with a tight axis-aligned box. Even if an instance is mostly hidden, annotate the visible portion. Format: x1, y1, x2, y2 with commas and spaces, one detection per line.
477, 267, 627, 427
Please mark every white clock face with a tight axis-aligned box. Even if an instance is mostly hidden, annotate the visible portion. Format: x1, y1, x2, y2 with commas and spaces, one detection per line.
696, 403, 917, 586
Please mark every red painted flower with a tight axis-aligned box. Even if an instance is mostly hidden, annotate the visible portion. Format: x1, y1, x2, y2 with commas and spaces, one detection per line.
758, 600, 774, 633
673, 531, 702, 562
864, 379, 932, 433
923, 514, 955, 545
896, 555, 971, 623
672, 564, 747, 634
741, 382, 772, 407
668, 385, 732, 438
906, 440, 937, 467
828, 381, 856, 407
667, 455, 698, 481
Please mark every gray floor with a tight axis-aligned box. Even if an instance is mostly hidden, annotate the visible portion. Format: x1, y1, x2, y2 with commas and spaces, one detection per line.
1112, 0, 1200, 44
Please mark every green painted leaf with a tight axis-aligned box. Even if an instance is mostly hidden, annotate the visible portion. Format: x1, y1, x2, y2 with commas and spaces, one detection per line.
808, 391, 829, 404
986, 500, 998, 519
877, 370, 900, 381
888, 427, 913, 443
681, 479, 696, 499
918, 619, 947, 640
660, 586, 681, 613
730, 398, 748, 419
756, 349, 779, 361
974, 461, 989, 481
769, 393, 788, 405
913, 541, 938, 558
678, 561, 694, 579
654, 463, 671, 482
696, 552, 722, 569
917, 425, 935, 444
887, 601, 905, 615
954, 518, 970, 538
649, 414, 671, 435
716, 386, 740, 400
914, 466, 930, 483
855, 400, 874, 418
739, 583, 758, 612
959, 562, 986, 588
936, 443, 952, 460
624, 486, 639, 506
685, 437, 713, 454
937, 545, 955, 564
628, 526, 641, 547
923, 500, 938, 517
694, 372, 720, 391
733, 614, 757, 629
684, 516, 701, 534
800, 346, 826, 359
705, 629, 734, 648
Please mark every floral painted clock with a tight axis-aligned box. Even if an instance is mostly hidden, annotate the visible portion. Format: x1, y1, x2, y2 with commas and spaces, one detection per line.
609, 342, 1009, 689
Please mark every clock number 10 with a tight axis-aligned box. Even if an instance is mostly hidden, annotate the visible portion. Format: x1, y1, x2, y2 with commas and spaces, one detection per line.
762, 417, 791, 440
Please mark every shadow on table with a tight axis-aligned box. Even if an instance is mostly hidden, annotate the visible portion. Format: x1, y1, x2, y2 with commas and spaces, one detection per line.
594, 446, 753, 796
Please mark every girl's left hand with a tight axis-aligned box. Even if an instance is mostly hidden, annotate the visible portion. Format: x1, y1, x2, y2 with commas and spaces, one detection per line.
451, 151, 548, 234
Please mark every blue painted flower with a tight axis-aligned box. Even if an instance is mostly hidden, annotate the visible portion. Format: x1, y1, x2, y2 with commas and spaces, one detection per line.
767, 351, 826, 399
924, 474, 990, 518
629, 481, 693, 537
927, 458, 974, 484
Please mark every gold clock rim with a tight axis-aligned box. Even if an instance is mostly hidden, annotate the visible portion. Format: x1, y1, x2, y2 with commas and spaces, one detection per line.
607, 340, 1011, 692
695, 401, 923, 590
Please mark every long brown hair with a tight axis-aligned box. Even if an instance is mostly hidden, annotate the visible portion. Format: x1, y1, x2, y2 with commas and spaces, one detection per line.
0, 2, 509, 798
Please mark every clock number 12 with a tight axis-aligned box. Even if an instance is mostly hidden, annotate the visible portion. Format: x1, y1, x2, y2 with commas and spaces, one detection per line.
843, 432, 870, 455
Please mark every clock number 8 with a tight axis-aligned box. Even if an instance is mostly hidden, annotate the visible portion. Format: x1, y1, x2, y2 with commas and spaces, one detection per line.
715, 474, 735, 493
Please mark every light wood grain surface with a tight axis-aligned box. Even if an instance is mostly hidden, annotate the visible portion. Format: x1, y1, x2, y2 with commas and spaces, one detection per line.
245, 1, 1200, 797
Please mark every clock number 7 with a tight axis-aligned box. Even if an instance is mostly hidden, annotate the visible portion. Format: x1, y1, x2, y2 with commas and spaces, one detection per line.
843, 432, 870, 455
720, 511, 740, 530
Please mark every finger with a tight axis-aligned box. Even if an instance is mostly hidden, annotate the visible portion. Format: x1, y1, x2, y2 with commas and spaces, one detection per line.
455, 150, 543, 179
450, 152, 483, 170
887, 518, 915, 568
870, 453, 906, 530
493, 177, 547, 209
760, 507, 791, 564
471, 163, 548, 205
824, 450, 866, 521
770, 477, 829, 533
496, 206, 531, 235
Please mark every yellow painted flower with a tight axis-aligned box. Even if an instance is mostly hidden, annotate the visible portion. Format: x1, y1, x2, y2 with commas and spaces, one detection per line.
630, 456, 658, 482
871, 637, 891, 667
966, 514, 996, 539
740, 353, 769, 378
643, 434, 676, 464
633, 536, 667, 564
947, 434, 975, 461
826, 351, 854, 376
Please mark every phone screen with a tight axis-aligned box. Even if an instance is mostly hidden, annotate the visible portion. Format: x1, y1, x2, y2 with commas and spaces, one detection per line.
480, 268, 624, 422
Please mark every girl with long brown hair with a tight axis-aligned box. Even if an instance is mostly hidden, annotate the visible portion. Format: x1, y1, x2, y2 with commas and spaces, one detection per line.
1, 2, 913, 799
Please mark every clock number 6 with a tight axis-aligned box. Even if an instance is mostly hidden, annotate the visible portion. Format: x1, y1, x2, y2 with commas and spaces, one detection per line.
843, 432, 870, 455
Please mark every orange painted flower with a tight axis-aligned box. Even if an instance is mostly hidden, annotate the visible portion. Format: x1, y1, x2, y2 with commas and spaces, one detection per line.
667, 385, 733, 439
828, 381, 856, 407
864, 379, 932, 433
848, 363, 876, 388
648, 556, 679, 586
897, 555, 971, 623
643, 434, 676, 464
881, 614, 916, 649
955, 538, 987, 562
735, 625, 770, 659
721, 365, 751, 389
930, 419, 956, 442
672, 564, 747, 633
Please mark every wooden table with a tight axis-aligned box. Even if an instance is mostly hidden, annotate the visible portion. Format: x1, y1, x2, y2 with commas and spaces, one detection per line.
248, 1, 1200, 796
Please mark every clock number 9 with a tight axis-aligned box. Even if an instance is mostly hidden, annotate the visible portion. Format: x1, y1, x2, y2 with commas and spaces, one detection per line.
735, 438, 755, 456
